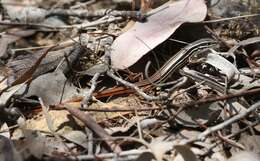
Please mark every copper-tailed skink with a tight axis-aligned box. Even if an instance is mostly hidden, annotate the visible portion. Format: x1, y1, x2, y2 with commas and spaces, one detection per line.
94, 38, 218, 98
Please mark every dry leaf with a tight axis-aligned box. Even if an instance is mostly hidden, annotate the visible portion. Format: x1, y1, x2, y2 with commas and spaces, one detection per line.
174, 145, 198, 161
0, 123, 10, 138
0, 29, 35, 58
16, 130, 62, 159
227, 151, 260, 161
26, 110, 81, 133
150, 140, 174, 161
0, 83, 26, 106
8, 46, 56, 86
134, 152, 155, 161
62, 131, 88, 148
25, 70, 83, 105
0, 136, 23, 161
174, 102, 222, 128
2, 0, 46, 23
111, 0, 207, 69
204, 50, 240, 82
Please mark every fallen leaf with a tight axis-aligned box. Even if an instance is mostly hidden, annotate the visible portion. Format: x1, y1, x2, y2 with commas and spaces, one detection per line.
15, 129, 65, 160
134, 152, 155, 161
0, 83, 26, 107
8, 46, 56, 86
0, 29, 35, 58
0, 136, 23, 161
111, 0, 207, 69
228, 151, 260, 161
174, 145, 198, 161
2, 0, 47, 23
150, 140, 173, 161
39, 98, 57, 133
237, 135, 260, 156
204, 50, 240, 82
174, 102, 222, 128
62, 130, 88, 148
26, 110, 81, 133
0, 123, 10, 138
25, 70, 83, 105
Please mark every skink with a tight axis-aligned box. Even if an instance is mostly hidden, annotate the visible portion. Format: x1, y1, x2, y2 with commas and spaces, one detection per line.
94, 38, 218, 98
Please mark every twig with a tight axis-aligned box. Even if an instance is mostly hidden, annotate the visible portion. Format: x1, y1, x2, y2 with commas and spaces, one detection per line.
202, 13, 260, 23
71, 16, 123, 30
169, 38, 189, 44
71, 0, 96, 9
196, 101, 260, 141
172, 81, 205, 99
68, 149, 151, 160
39, 98, 68, 152
200, 120, 260, 156
81, 72, 101, 108
204, 25, 232, 48
0, 16, 123, 29
12, 45, 56, 52
134, 111, 143, 140
0, 20, 56, 29
85, 127, 93, 155
82, 106, 163, 112
48, 9, 145, 20
106, 70, 166, 101
188, 87, 260, 106
65, 105, 122, 153
226, 120, 260, 139
217, 131, 244, 150
39, 98, 56, 134
228, 36, 260, 54
10, 45, 57, 86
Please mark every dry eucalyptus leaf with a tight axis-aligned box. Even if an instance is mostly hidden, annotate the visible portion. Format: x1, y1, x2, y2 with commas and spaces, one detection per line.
62, 131, 88, 148
106, 116, 146, 135
0, 123, 10, 138
209, 0, 249, 17
16, 130, 57, 159
42, 17, 66, 27
177, 129, 200, 140
8, 46, 56, 86
0, 136, 23, 161
0, 35, 19, 58
25, 70, 84, 105
88, 96, 140, 122
83, 63, 108, 76
238, 135, 260, 156
0, 83, 26, 107
17, 117, 26, 128
0, 29, 36, 58
206, 151, 227, 161
25, 110, 82, 134
254, 124, 260, 133
111, 0, 207, 69
2, 0, 47, 23
39, 98, 56, 133
150, 140, 173, 161
174, 102, 222, 128
174, 145, 198, 161
134, 152, 155, 161
228, 151, 260, 161
205, 50, 239, 82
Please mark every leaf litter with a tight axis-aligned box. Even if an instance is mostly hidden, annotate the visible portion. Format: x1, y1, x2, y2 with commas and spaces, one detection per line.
0, 0, 259, 161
